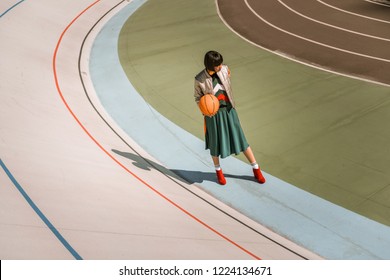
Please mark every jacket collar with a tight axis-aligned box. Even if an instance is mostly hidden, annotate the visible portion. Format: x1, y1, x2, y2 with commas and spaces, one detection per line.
205, 69, 214, 77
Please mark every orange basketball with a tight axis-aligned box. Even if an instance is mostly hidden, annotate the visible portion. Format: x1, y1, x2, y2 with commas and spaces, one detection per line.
198, 94, 220, 117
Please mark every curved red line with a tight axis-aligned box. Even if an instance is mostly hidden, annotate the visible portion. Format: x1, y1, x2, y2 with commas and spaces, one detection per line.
52, 0, 261, 260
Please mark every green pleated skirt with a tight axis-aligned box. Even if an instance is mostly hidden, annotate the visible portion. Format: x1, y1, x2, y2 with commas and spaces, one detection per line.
205, 106, 249, 158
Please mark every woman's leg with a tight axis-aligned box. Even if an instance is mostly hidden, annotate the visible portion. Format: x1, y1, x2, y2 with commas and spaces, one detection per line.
243, 146, 256, 165
212, 156, 226, 185
212, 156, 220, 167
243, 147, 266, 184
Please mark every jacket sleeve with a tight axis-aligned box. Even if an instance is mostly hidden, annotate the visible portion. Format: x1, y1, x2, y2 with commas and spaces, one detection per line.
194, 77, 204, 104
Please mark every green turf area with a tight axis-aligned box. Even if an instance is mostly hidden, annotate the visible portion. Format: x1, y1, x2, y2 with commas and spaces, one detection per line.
118, 0, 390, 226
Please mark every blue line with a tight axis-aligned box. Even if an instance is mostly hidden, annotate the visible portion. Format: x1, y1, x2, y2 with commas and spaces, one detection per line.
89, 0, 390, 259
0, 0, 26, 18
0, 158, 82, 260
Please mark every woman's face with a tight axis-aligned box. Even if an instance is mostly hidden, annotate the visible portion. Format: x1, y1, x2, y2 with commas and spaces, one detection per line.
214, 64, 222, 73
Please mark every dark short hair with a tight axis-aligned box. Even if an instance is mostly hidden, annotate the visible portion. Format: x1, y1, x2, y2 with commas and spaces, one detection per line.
204, 51, 223, 71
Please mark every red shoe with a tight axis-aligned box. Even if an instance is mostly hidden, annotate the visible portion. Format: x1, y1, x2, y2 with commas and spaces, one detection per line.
216, 169, 226, 185
253, 168, 266, 184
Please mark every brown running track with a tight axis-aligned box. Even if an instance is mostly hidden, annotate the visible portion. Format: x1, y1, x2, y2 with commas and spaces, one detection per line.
217, 0, 390, 85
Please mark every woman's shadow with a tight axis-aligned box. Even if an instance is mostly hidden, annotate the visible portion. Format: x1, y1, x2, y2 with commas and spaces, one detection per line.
112, 149, 256, 185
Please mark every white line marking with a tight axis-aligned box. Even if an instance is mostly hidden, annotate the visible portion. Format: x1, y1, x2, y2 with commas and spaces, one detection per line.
279, 0, 390, 42
244, 0, 390, 63
318, 0, 390, 24
215, 0, 390, 87
365, 0, 390, 8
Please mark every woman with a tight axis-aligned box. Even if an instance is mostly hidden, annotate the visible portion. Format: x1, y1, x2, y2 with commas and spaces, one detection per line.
194, 50, 266, 185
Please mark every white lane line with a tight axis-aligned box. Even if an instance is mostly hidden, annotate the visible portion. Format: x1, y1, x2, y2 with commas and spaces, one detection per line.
318, 0, 390, 24
279, 0, 390, 42
215, 0, 390, 87
245, 0, 390, 63
365, 0, 390, 8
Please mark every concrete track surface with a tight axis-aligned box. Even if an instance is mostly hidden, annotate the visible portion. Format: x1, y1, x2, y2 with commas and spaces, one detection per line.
1, 0, 390, 260
0, 0, 320, 260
